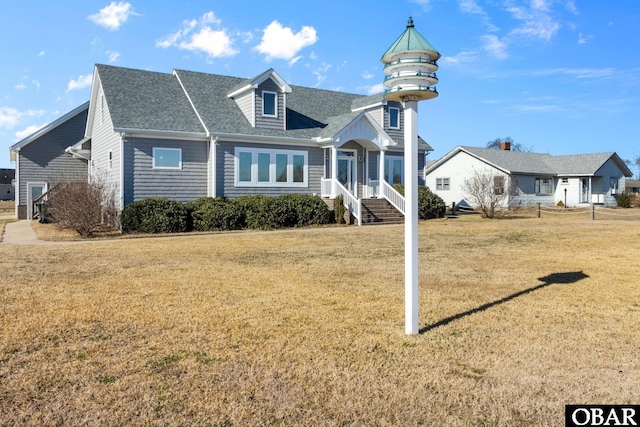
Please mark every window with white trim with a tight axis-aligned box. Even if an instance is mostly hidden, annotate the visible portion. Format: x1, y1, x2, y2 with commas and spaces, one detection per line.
389, 107, 400, 129
262, 91, 277, 117
561, 178, 569, 185
384, 156, 404, 184
436, 177, 450, 190
535, 177, 553, 195
235, 147, 307, 187
108, 150, 113, 170
153, 147, 182, 169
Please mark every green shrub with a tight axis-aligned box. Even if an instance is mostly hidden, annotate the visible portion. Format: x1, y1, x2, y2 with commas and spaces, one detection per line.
233, 195, 282, 230
335, 195, 346, 224
393, 184, 446, 219
556, 200, 565, 207
187, 197, 244, 231
615, 193, 631, 208
121, 197, 188, 234
276, 194, 331, 227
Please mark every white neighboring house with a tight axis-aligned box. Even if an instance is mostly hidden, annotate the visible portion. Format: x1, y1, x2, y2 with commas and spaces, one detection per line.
425, 143, 632, 208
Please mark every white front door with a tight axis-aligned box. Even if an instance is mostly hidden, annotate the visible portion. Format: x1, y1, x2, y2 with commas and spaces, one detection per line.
27, 182, 47, 219
337, 151, 356, 193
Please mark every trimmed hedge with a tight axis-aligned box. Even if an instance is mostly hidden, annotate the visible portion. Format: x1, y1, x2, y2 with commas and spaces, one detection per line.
187, 197, 244, 231
121, 197, 189, 234
393, 184, 446, 219
122, 194, 332, 234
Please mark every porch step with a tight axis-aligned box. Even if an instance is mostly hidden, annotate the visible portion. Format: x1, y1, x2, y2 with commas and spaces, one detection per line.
361, 198, 404, 225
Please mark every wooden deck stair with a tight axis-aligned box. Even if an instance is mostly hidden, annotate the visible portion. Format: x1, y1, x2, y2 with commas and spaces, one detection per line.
361, 198, 404, 225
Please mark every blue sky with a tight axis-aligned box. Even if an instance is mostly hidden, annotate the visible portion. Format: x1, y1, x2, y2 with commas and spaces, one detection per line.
1, 0, 639, 173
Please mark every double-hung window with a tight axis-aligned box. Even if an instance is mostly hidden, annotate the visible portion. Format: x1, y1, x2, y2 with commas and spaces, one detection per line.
153, 147, 182, 169
389, 107, 400, 129
535, 177, 553, 195
235, 147, 307, 187
493, 176, 505, 195
436, 177, 450, 190
262, 91, 277, 117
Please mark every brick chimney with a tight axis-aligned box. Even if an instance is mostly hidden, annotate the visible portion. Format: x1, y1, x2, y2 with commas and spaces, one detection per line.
500, 141, 511, 151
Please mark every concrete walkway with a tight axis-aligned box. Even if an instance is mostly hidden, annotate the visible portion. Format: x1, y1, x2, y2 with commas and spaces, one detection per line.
1, 220, 49, 245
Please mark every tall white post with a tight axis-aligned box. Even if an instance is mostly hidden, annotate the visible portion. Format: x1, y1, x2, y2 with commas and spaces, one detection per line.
404, 100, 419, 334
381, 17, 440, 334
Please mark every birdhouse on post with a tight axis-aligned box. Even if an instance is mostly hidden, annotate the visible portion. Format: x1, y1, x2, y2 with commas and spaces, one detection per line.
381, 17, 440, 334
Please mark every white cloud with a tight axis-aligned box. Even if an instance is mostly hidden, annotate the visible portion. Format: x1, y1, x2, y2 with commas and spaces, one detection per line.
577, 32, 592, 44
529, 67, 614, 79
107, 50, 121, 62
459, 0, 499, 32
506, 1, 560, 41
459, 0, 484, 15
0, 107, 46, 129
409, 0, 432, 11
254, 21, 317, 62
312, 62, 331, 87
88, 2, 138, 31
15, 124, 46, 141
0, 107, 21, 128
33, 80, 40, 92
179, 27, 237, 58
38, 51, 45, 57
15, 83, 27, 90
67, 74, 93, 92
481, 34, 508, 59
156, 12, 238, 59
362, 71, 374, 80
366, 83, 385, 96
440, 51, 478, 66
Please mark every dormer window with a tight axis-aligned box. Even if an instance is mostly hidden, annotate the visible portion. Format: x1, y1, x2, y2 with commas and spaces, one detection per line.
389, 107, 400, 129
262, 91, 277, 117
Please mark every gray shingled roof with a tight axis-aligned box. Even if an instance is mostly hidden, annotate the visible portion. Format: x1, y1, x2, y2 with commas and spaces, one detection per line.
460, 146, 628, 176
96, 64, 205, 134
97, 64, 433, 151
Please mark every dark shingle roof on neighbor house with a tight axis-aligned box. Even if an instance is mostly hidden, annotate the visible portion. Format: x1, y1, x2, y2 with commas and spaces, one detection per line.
95, 64, 432, 151
428, 146, 632, 177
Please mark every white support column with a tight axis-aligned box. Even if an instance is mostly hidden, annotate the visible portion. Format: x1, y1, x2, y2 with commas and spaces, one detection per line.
404, 100, 419, 335
379, 150, 386, 189
331, 146, 338, 198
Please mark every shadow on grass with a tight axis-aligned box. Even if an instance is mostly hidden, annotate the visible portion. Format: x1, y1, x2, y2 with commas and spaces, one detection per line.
420, 271, 589, 334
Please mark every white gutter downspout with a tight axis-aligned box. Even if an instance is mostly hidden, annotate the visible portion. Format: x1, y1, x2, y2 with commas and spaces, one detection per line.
120, 132, 125, 210
211, 136, 219, 198
14, 149, 19, 218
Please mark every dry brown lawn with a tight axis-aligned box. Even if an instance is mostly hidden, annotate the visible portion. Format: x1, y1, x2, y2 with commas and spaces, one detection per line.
1, 216, 639, 426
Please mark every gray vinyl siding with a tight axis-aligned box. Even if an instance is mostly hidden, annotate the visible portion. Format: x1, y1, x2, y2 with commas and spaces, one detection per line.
16, 110, 88, 218
123, 137, 208, 205
217, 140, 323, 198
234, 91, 254, 126
89, 79, 122, 200
384, 102, 404, 141
255, 79, 284, 130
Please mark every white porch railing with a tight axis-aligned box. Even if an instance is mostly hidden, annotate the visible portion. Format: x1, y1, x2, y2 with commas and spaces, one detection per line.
320, 178, 362, 226
380, 180, 405, 215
